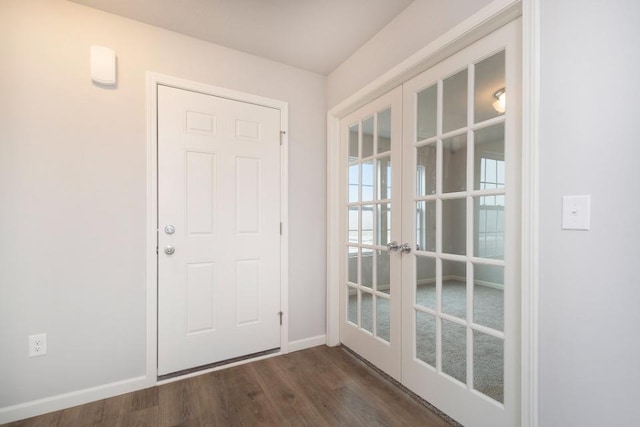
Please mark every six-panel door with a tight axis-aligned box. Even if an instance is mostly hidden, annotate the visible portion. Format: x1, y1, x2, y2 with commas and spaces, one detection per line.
158, 85, 282, 376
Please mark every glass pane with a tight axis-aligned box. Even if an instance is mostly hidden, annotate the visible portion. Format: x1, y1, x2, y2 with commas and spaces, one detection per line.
362, 116, 374, 158
347, 286, 358, 325
474, 123, 505, 190
362, 160, 374, 201
416, 311, 436, 367
416, 256, 436, 309
347, 250, 358, 284
377, 156, 392, 200
474, 264, 504, 331
475, 51, 506, 123
377, 109, 391, 153
361, 291, 373, 333
361, 252, 373, 289
349, 124, 359, 162
443, 69, 468, 133
416, 144, 436, 196
442, 320, 466, 383
474, 195, 505, 260
442, 198, 466, 255
376, 250, 390, 295
376, 296, 390, 342
348, 206, 359, 244
442, 260, 466, 319
443, 134, 467, 193
416, 201, 436, 252
473, 331, 504, 403
417, 84, 437, 140
362, 205, 373, 246
348, 164, 359, 203
375, 203, 391, 247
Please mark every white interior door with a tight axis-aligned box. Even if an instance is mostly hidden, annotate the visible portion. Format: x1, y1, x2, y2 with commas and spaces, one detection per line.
339, 87, 403, 380
401, 20, 521, 426
157, 85, 282, 376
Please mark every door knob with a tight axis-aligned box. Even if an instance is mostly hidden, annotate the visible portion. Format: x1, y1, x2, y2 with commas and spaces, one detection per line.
400, 243, 412, 254
164, 225, 175, 235
164, 245, 175, 255
386, 241, 399, 252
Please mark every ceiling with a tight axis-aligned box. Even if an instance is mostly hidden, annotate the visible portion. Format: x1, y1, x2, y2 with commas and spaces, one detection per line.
70, 0, 414, 75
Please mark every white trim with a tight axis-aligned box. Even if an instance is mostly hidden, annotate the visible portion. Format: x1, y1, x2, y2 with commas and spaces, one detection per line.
414, 278, 504, 290
0, 376, 148, 424
326, 110, 342, 347
474, 279, 505, 291
146, 72, 290, 379
145, 70, 159, 390
521, 0, 540, 426
326, 0, 538, 424
288, 335, 327, 353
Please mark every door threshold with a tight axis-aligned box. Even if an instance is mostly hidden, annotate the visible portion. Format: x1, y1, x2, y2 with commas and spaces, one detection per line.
341, 345, 461, 427
158, 347, 280, 383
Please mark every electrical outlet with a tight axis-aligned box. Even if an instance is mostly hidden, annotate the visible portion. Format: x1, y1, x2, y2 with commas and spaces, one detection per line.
28, 333, 47, 357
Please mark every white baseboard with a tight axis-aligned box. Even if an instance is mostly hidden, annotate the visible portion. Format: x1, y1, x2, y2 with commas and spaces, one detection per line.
288, 335, 327, 353
0, 375, 150, 425
474, 279, 505, 290
416, 276, 505, 290
1, 335, 328, 424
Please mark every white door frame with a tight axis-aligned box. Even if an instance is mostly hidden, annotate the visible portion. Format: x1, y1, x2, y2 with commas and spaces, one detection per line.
326, 0, 539, 426
146, 72, 289, 384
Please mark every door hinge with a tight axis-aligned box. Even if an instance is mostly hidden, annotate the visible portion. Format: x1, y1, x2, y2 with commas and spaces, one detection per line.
278, 311, 283, 326
156, 246, 158, 255
280, 222, 283, 235
280, 130, 286, 145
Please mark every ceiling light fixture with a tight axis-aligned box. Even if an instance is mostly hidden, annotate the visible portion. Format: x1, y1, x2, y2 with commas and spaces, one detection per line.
492, 88, 506, 113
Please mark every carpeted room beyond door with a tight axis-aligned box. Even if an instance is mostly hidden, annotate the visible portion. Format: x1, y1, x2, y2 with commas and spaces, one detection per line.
349, 279, 504, 403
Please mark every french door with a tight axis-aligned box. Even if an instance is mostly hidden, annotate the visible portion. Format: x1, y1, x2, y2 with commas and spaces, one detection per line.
339, 87, 403, 380
339, 20, 521, 426
401, 20, 521, 426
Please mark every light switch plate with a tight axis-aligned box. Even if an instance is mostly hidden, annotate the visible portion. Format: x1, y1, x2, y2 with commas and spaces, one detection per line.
562, 195, 591, 230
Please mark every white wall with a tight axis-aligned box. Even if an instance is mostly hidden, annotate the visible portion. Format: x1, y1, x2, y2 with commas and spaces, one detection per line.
538, 1, 640, 425
0, 0, 326, 413
326, 0, 493, 108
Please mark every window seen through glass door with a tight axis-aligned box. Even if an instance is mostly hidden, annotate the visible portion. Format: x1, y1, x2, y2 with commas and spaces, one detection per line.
346, 107, 394, 343
413, 49, 508, 403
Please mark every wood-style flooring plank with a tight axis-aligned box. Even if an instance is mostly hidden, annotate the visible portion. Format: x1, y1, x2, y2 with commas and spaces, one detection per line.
158, 377, 201, 427
268, 349, 365, 426
246, 357, 323, 426
2, 346, 453, 427
328, 347, 453, 427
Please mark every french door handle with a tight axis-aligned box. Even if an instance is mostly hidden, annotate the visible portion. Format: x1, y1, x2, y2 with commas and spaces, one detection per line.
400, 243, 412, 254
386, 241, 400, 252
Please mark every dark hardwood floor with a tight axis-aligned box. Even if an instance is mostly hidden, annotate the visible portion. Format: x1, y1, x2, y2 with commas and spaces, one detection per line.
3, 346, 453, 427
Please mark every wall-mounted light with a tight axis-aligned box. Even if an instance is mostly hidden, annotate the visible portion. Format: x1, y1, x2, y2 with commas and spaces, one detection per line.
90, 45, 117, 86
492, 88, 506, 113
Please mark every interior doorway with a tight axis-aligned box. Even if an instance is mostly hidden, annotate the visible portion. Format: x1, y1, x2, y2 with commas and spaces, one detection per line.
336, 19, 522, 427
147, 75, 290, 379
